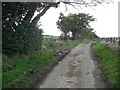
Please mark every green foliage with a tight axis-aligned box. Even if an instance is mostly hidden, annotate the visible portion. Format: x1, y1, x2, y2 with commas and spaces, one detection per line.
2, 2, 44, 56
43, 34, 81, 51
57, 40, 81, 50
92, 41, 119, 88
2, 39, 81, 88
2, 21, 43, 56
2, 50, 55, 88
56, 13, 98, 40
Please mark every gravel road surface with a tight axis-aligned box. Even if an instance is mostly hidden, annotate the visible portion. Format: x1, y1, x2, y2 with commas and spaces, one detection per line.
39, 42, 106, 88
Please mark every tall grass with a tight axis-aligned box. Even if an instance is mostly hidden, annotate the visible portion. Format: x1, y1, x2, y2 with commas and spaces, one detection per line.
57, 40, 81, 50
92, 41, 119, 88
2, 50, 55, 88
2, 39, 81, 88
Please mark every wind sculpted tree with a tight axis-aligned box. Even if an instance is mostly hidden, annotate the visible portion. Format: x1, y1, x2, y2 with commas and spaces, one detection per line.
56, 13, 96, 40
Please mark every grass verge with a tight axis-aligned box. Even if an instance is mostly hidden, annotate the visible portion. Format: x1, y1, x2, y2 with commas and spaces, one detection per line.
92, 41, 119, 88
2, 50, 55, 88
2, 40, 81, 88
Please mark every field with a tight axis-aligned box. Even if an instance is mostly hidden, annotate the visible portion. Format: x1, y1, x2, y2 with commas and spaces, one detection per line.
2, 35, 81, 88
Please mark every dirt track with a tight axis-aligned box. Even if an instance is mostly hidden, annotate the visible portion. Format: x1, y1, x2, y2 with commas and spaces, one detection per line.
39, 42, 106, 88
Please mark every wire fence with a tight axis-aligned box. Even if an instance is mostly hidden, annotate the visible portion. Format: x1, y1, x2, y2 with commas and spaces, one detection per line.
98, 37, 120, 45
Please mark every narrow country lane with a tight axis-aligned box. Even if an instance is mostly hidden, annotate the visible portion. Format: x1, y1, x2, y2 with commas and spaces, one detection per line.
39, 42, 106, 88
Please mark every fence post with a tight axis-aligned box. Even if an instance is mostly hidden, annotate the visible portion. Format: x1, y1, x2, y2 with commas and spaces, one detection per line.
113, 37, 115, 44
118, 37, 120, 46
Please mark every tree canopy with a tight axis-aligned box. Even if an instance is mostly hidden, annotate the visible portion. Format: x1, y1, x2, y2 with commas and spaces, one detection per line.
56, 13, 98, 40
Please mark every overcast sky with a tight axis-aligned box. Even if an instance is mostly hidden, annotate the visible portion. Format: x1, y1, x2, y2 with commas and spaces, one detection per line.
40, 0, 118, 38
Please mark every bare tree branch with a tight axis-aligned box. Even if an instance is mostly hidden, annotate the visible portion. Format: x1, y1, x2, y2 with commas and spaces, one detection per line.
65, 3, 68, 11
31, 0, 112, 25
67, 3, 79, 12
31, 6, 50, 24
59, 0, 112, 6
31, 2, 59, 25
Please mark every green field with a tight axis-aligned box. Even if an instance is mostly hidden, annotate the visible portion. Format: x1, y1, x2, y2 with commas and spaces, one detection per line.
2, 36, 81, 88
